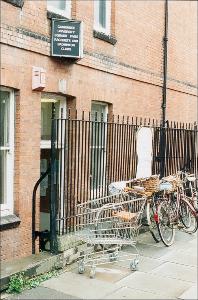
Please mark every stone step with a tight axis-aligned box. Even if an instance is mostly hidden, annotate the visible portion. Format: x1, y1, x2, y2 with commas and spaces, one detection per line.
0, 243, 93, 292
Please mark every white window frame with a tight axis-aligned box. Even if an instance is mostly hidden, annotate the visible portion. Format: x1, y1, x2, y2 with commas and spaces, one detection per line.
0, 87, 15, 216
94, 0, 111, 34
47, 0, 71, 19
40, 95, 66, 149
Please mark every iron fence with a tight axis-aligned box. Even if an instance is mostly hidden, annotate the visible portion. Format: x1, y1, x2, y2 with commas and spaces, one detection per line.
50, 111, 197, 236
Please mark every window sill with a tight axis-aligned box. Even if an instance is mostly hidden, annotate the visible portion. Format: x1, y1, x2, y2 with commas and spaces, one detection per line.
93, 30, 117, 45
0, 214, 21, 231
3, 0, 24, 8
47, 10, 70, 21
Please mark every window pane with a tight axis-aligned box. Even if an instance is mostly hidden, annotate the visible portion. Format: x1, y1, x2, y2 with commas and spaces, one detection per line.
0, 91, 10, 147
0, 150, 6, 204
99, 0, 106, 28
41, 102, 52, 140
91, 103, 107, 190
48, 0, 66, 11
41, 102, 59, 140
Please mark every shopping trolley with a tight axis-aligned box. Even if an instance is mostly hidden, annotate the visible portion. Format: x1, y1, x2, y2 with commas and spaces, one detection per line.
75, 192, 147, 278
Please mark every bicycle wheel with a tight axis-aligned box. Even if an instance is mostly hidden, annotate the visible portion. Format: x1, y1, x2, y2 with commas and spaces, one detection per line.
146, 199, 161, 243
157, 200, 175, 247
180, 199, 198, 234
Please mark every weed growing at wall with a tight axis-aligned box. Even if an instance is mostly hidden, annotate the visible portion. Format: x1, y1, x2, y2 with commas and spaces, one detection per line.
7, 270, 58, 294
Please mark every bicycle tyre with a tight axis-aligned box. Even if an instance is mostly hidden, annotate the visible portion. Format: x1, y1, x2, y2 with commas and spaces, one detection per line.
146, 200, 161, 243
157, 200, 175, 247
180, 199, 198, 234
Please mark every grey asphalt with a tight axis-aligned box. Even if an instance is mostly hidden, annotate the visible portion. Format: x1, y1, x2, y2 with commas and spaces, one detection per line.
5, 230, 197, 299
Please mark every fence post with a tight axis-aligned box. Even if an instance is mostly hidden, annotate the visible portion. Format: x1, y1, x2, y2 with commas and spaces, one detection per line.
159, 124, 166, 178
50, 117, 58, 254
195, 124, 198, 189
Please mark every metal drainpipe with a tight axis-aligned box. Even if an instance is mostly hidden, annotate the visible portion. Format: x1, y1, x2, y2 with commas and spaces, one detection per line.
160, 0, 168, 178
162, 0, 168, 127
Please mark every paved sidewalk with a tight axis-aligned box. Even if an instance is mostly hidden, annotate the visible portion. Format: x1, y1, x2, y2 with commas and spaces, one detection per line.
6, 230, 197, 299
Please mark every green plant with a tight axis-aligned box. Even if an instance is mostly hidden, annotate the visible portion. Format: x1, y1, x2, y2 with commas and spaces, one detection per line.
7, 270, 58, 294
7, 272, 27, 293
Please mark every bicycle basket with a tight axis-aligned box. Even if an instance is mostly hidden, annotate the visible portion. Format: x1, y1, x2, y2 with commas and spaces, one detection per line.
127, 175, 160, 197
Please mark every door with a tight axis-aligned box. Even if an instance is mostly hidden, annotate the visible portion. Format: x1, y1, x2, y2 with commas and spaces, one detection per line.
40, 96, 66, 231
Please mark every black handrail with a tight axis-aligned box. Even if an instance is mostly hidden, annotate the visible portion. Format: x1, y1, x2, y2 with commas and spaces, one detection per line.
32, 166, 51, 254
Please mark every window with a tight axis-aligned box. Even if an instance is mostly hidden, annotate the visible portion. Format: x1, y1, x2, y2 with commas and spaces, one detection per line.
91, 102, 108, 195
94, 0, 111, 34
0, 88, 14, 216
41, 101, 59, 141
47, 0, 71, 18
41, 96, 66, 148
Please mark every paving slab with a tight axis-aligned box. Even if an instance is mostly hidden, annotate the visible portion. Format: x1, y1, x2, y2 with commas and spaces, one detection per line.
72, 264, 131, 283
42, 271, 117, 299
104, 286, 174, 299
6, 286, 79, 299
178, 284, 198, 300
158, 249, 197, 267
137, 232, 164, 248
187, 236, 197, 245
174, 231, 197, 243
116, 252, 165, 272
124, 242, 170, 259
115, 271, 192, 298
150, 261, 197, 283
3, 228, 197, 300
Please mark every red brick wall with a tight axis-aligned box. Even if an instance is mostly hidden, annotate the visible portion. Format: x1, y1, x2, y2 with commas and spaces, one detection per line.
0, 0, 197, 261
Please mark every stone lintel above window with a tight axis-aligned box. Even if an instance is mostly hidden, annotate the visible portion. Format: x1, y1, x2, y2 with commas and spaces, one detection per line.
93, 30, 117, 45
0, 215, 21, 231
47, 11, 69, 21
3, 0, 24, 8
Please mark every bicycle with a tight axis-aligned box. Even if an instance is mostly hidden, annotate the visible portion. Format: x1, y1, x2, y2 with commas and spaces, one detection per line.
124, 175, 161, 243
156, 172, 198, 247
181, 171, 197, 208
179, 171, 198, 233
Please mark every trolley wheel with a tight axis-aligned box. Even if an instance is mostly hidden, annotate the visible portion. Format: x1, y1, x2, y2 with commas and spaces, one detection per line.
130, 258, 139, 271
90, 267, 96, 279
78, 261, 85, 274
109, 251, 118, 262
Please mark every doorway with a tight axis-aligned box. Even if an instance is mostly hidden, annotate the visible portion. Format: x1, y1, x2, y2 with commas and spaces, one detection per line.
40, 95, 66, 232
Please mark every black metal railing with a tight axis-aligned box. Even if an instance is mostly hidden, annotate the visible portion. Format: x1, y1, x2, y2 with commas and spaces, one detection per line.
50, 111, 197, 236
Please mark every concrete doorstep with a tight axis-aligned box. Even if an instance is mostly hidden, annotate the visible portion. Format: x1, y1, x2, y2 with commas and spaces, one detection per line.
0, 240, 93, 292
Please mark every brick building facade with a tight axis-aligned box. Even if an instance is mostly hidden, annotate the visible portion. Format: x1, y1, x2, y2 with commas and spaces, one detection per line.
0, 0, 197, 261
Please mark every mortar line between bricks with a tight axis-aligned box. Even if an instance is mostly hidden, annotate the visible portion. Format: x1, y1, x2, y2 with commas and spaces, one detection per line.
1, 47, 197, 97
76, 62, 198, 98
